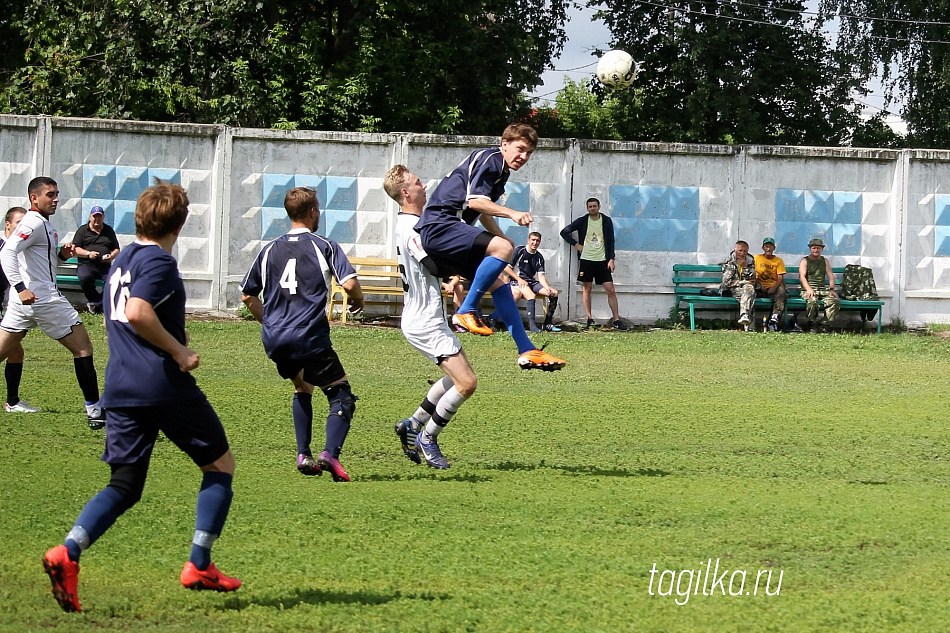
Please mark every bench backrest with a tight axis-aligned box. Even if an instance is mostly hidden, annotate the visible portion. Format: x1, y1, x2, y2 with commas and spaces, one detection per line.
673, 263, 852, 297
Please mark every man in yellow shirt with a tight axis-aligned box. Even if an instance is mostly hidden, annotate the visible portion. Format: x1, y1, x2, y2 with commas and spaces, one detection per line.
754, 237, 788, 332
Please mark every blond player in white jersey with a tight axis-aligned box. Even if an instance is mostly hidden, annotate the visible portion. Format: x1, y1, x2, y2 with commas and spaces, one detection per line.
383, 165, 477, 470
0, 177, 104, 429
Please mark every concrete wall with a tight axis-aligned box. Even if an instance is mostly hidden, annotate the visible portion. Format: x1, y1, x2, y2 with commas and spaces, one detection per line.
2, 114, 949, 325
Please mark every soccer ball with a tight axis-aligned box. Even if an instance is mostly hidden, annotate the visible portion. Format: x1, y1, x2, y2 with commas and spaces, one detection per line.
596, 50, 637, 90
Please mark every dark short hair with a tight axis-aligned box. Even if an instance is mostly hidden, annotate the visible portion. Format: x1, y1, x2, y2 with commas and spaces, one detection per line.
5, 207, 26, 224
586, 197, 600, 206
28, 176, 57, 197
736, 240, 749, 248
284, 187, 318, 222
528, 231, 541, 240
135, 181, 189, 239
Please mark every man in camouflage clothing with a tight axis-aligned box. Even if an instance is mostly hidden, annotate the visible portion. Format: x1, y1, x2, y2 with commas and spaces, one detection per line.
719, 240, 761, 328
798, 238, 840, 332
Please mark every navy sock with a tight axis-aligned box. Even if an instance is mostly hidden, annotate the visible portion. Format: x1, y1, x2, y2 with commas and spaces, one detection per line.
526, 299, 538, 330
292, 392, 314, 455
459, 256, 508, 314
491, 285, 535, 353
66, 486, 125, 562
5, 362, 22, 405
190, 472, 233, 570
73, 356, 99, 403
323, 384, 355, 458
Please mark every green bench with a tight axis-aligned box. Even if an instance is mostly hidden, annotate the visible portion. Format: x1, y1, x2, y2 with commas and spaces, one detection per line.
56, 257, 105, 293
673, 264, 885, 333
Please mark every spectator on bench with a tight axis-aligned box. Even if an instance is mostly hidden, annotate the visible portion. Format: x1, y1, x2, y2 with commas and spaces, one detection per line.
798, 238, 840, 333
505, 231, 560, 332
754, 237, 788, 332
719, 240, 760, 329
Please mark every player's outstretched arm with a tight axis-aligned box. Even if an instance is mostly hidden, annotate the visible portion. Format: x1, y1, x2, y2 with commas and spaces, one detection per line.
341, 278, 364, 313
125, 297, 199, 372
241, 294, 264, 323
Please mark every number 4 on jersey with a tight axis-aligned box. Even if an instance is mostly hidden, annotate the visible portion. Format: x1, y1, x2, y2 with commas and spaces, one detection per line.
279, 259, 298, 295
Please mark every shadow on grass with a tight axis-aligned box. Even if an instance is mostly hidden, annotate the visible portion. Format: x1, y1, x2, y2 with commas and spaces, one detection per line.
216, 588, 449, 611
360, 472, 491, 483
488, 460, 671, 478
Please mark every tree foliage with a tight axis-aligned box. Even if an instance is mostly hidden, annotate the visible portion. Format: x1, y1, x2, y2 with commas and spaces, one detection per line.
0, 0, 568, 134
588, 0, 865, 145
821, 0, 950, 147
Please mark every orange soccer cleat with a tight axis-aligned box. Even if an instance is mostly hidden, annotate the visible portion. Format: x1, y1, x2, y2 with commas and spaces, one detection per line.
451, 312, 494, 336
517, 348, 566, 371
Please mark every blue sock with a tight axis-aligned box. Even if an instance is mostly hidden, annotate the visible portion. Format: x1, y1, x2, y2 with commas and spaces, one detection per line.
190, 472, 233, 570
491, 285, 535, 353
292, 392, 313, 455
66, 486, 125, 562
459, 256, 508, 314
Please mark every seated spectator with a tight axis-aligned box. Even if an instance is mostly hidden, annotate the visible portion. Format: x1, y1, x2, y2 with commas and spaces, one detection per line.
64, 207, 120, 313
719, 240, 760, 329
798, 238, 840, 333
754, 237, 788, 332
506, 232, 560, 332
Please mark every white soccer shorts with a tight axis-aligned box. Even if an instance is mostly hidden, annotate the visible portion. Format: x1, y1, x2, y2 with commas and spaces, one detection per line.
402, 321, 462, 364
1, 295, 82, 340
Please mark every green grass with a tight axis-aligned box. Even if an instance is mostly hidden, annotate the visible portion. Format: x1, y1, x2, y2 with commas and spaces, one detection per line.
4, 318, 950, 631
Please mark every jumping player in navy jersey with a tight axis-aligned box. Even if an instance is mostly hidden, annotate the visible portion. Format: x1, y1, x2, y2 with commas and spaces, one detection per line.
414, 123, 564, 371
385, 165, 477, 469
0, 207, 39, 413
241, 187, 363, 482
0, 177, 104, 428
42, 182, 240, 613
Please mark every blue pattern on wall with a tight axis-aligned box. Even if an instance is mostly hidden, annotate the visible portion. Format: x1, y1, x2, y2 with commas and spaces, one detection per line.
935, 195, 950, 256
260, 174, 358, 243
608, 185, 700, 252
775, 189, 862, 255
495, 182, 531, 245
81, 165, 182, 234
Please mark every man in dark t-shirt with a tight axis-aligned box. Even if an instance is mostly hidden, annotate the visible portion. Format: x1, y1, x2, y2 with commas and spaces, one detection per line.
67, 206, 120, 313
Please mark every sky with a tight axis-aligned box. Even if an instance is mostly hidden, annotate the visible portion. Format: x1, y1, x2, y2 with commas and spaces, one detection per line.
527, 2, 903, 130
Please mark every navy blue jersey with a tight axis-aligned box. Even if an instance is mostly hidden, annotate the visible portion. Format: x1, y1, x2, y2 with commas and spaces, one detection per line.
512, 245, 545, 283
416, 148, 510, 231
241, 229, 356, 361
101, 241, 203, 407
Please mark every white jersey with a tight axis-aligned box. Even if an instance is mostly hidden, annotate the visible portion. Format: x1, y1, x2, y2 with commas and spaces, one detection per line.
0, 210, 62, 304
396, 212, 460, 361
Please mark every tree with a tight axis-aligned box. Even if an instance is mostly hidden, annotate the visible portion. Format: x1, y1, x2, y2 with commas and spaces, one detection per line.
590, 0, 865, 145
0, 0, 569, 134
822, 0, 950, 147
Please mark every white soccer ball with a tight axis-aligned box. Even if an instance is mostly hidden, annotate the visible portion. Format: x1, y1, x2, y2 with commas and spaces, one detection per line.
596, 50, 638, 90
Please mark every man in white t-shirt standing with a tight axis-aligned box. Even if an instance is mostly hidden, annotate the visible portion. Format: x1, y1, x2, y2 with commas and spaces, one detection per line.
384, 165, 477, 470
0, 177, 104, 429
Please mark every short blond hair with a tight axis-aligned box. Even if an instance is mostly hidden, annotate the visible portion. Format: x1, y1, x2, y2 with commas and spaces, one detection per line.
383, 165, 411, 204
135, 182, 188, 239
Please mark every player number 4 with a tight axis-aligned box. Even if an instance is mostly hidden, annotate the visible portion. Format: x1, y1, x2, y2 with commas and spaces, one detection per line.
279, 258, 298, 295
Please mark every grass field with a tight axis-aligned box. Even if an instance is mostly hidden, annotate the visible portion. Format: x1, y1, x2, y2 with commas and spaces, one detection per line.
3, 317, 950, 632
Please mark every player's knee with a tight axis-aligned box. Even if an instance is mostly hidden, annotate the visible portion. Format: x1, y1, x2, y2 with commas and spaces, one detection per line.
108, 462, 149, 512
323, 382, 357, 422
487, 237, 513, 261
456, 374, 477, 398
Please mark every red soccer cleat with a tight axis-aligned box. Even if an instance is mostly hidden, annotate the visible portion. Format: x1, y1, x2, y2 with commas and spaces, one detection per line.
181, 561, 242, 592
43, 545, 81, 612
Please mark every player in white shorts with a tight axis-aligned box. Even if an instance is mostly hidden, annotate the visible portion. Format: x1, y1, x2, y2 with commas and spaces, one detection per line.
0, 177, 104, 429
383, 165, 477, 470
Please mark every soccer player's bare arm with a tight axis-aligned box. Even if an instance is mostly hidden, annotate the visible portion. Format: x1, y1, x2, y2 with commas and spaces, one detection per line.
241, 294, 264, 323
468, 197, 532, 226
125, 296, 199, 372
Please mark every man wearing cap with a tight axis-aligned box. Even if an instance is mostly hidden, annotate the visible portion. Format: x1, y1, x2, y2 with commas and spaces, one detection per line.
754, 237, 788, 331
67, 207, 120, 314
798, 238, 840, 332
